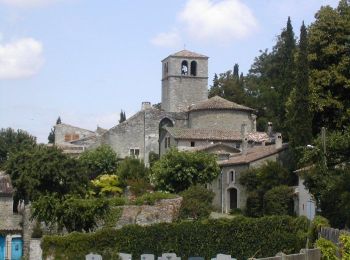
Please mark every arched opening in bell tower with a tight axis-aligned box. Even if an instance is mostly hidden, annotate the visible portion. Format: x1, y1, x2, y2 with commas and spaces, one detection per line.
181, 60, 188, 75
190, 60, 197, 76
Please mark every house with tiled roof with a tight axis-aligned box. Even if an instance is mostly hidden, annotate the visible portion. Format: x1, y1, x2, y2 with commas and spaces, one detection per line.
0, 171, 23, 260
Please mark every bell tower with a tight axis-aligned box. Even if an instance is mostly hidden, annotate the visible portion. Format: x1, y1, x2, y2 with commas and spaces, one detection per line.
161, 50, 208, 112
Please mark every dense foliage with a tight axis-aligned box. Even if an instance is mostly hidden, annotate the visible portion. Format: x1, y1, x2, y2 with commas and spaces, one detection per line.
117, 157, 149, 186
42, 216, 308, 260
32, 195, 109, 232
5, 145, 88, 204
90, 174, 123, 197
151, 148, 220, 193
179, 185, 215, 220
239, 161, 294, 217
0, 128, 36, 169
301, 127, 350, 228
79, 145, 119, 179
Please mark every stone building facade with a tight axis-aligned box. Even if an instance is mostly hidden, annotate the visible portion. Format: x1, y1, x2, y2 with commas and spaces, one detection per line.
53, 49, 289, 212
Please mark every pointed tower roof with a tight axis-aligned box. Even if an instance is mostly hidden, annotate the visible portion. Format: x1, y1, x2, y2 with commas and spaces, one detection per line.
167, 50, 208, 59
189, 96, 254, 112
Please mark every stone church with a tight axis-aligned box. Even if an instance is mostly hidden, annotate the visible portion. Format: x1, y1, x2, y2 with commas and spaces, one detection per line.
54, 50, 289, 213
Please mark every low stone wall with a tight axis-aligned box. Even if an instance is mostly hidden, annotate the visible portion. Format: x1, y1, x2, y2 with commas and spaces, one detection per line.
116, 197, 183, 228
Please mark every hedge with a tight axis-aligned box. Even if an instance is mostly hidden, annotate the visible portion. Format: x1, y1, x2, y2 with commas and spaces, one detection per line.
42, 215, 308, 260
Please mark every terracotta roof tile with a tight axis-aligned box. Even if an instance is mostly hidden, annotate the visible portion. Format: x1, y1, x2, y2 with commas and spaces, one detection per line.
189, 96, 254, 112
170, 50, 208, 58
165, 127, 268, 142
219, 144, 288, 166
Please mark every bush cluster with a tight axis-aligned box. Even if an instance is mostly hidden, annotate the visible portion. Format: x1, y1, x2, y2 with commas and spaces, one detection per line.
42, 216, 308, 260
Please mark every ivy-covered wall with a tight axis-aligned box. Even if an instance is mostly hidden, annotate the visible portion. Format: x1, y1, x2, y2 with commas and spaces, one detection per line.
42, 216, 308, 260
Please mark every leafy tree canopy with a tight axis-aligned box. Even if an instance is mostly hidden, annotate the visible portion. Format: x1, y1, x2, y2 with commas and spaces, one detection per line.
150, 148, 220, 193
79, 145, 119, 179
308, 1, 350, 133
5, 145, 88, 203
300, 127, 350, 228
31, 194, 109, 232
0, 128, 36, 169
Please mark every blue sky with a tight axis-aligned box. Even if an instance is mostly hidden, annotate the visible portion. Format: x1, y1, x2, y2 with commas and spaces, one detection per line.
0, 0, 339, 143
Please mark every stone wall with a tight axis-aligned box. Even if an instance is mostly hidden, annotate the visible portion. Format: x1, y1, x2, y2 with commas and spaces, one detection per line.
30, 239, 42, 260
189, 110, 254, 131
23, 205, 36, 258
116, 197, 183, 228
0, 196, 13, 219
54, 124, 95, 145
100, 109, 187, 165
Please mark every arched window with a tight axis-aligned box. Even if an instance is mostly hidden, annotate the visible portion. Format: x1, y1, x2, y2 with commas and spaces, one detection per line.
227, 170, 236, 184
181, 60, 188, 75
190, 60, 197, 76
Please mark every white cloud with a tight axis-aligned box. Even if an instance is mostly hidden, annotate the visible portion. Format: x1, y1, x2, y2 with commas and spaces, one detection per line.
178, 0, 258, 43
0, 37, 44, 79
0, 0, 59, 8
151, 30, 182, 48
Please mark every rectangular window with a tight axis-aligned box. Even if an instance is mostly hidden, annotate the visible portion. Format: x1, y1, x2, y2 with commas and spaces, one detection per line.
190, 141, 195, 147
165, 137, 171, 149
130, 148, 140, 158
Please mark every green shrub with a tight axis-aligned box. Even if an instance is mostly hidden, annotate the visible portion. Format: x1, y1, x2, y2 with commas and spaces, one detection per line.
263, 185, 294, 216
103, 207, 123, 228
315, 238, 338, 260
108, 196, 127, 206
127, 178, 153, 197
179, 185, 214, 220
42, 216, 308, 260
31, 221, 43, 238
134, 192, 176, 206
309, 216, 330, 243
340, 234, 350, 260
230, 208, 243, 215
245, 191, 263, 217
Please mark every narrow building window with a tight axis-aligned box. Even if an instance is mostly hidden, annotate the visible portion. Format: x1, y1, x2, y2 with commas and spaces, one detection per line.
190, 141, 195, 147
130, 148, 140, 158
181, 60, 188, 75
190, 60, 197, 76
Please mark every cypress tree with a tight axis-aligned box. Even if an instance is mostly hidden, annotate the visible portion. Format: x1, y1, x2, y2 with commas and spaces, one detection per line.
287, 22, 312, 147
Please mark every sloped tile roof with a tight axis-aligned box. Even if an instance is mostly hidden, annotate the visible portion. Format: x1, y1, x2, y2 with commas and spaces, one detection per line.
170, 49, 208, 59
165, 127, 268, 143
189, 96, 254, 112
219, 144, 288, 166
182, 142, 241, 153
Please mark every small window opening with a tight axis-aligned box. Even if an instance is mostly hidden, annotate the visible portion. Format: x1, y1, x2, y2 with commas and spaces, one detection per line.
181, 60, 188, 75
190, 141, 195, 147
130, 148, 140, 158
190, 61, 197, 76
228, 170, 236, 184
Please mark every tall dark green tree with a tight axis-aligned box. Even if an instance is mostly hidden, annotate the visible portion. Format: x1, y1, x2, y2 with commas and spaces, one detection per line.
233, 63, 239, 78
286, 22, 313, 147
308, 1, 350, 133
119, 110, 126, 123
48, 128, 55, 144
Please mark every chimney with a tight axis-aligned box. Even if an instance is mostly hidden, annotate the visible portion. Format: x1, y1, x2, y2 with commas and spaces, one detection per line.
141, 101, 151, 110
251, 114, 257, 132
275, 133, 282, 149
241, 122, 247, 138
267, 122, 273, 137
